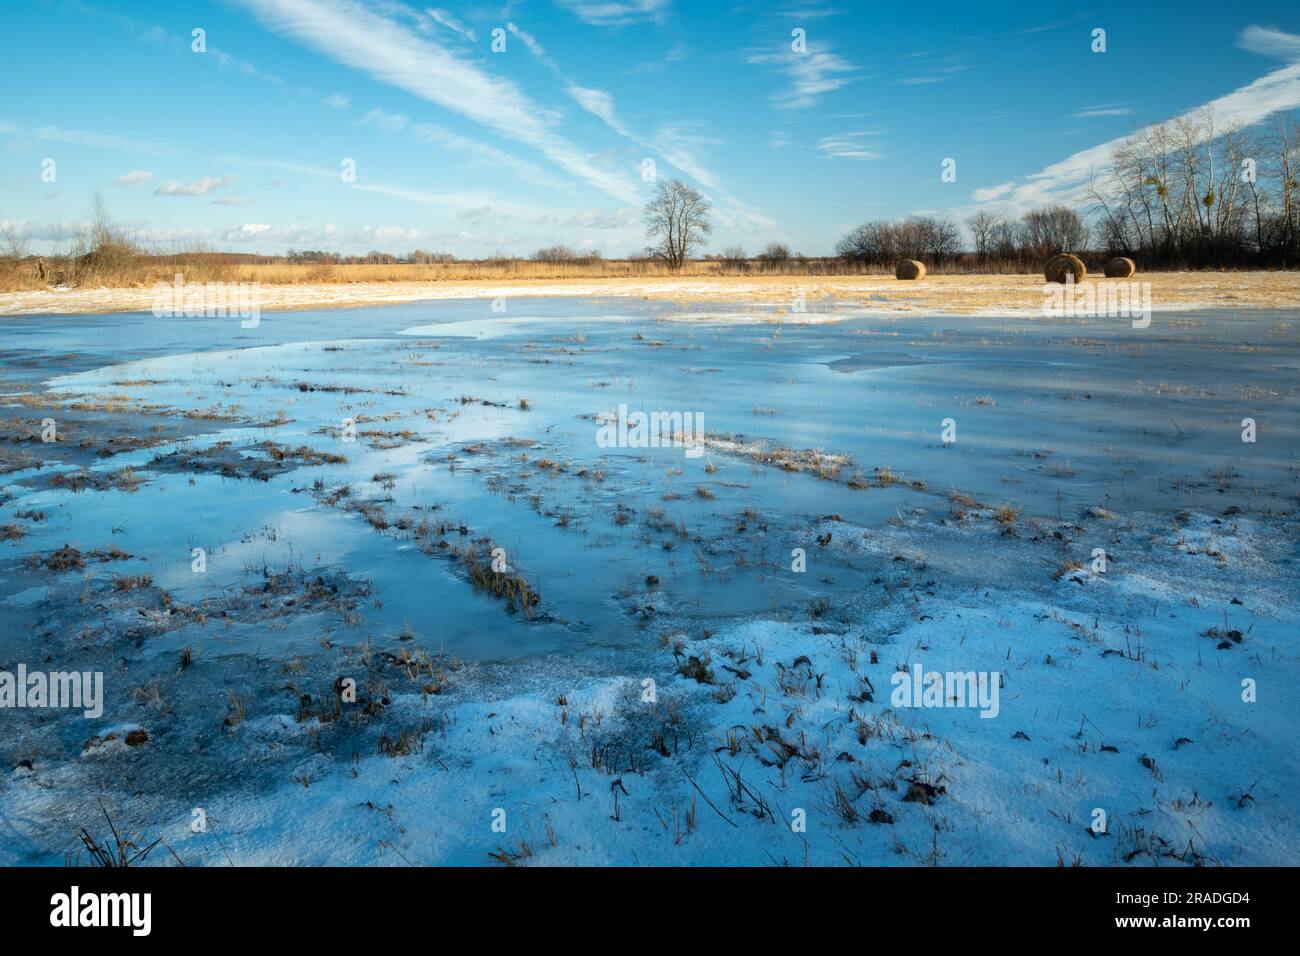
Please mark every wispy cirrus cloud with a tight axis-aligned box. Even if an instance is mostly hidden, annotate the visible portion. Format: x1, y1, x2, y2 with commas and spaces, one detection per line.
897, 64, 967, 85
410, 122, 568, 189
0, 122, 175, 156
1070, 103, 1134, 118
969, 27, 1300, 214
778, 4, 847, 19
1016, 12, 1097, 36
426, 7, 476, 42
217, 153, 553, 220
1238, 24, 1300, 60
893, 48, 968, 86
555, 0, 669, 27
651, 122, 723, 191
560, 207, 641, 230
361, 106, 410, 133
746, 43, 858, 109
818, 131, 884, 161
502, 19, 632, 140
240, 0, 641, 204
505, 15, 745, 210
134, 21, 286, 87
506, 22, 553, 65
625, 40, 687, 75
566, 84, 634, 138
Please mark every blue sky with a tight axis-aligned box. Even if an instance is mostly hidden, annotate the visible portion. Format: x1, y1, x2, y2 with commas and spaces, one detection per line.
3, 0, 1300, 257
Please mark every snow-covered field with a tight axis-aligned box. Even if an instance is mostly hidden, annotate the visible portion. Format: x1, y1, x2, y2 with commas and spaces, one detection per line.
1, 298, 1296, 865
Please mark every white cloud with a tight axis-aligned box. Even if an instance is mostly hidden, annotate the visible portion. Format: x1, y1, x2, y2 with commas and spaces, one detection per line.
506, 22, 552, 65
225, 223, 274, 242
1070, 104, 1134, 118
567, 85, 633, 138
218, 222, 422, 247
968, 31, 1300, 214
361, 107, 410, 133
496, 14, 751, 223
211, 48, 285, 86
16, 124, 173, 156
216, 153, 542, 217
241, 0, 641, 204
426, 7, 476, 41
562, 207, 640, 229
1016, 13, 1093, 36
0, 218, 78, 242
626, 40, 688, 74
356, 225, 422, 244
818, 131, 883, 161
323, 93, 351, 109
155, 175, 237, 196
898, 66, 967, 85
410, 122, 566, 188
555, 0, 669, 27
1237, 25, 1300, 60
133, 21, 286, 88
651, 122, 723, 191
114, 170, 154, 187
746, 44, 858, 109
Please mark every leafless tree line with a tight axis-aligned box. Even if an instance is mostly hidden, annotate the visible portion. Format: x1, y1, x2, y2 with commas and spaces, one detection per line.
835, 216, 963, 265
837, 206, 1091, 269
960, 206, 1091, 266
836, 112, 1298, 270
1086, 110, 1299, 267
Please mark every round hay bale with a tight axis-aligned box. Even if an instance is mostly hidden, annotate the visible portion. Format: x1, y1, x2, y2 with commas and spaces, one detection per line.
895, 259, 926, 280
1044, 253, 1086, 284
1103, 256, 1136, 278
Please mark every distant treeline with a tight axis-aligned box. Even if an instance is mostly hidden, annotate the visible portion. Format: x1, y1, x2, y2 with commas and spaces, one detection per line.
1087, 111, 1300, 268
2, 111, 1296, 292
835, 112, 1300, 270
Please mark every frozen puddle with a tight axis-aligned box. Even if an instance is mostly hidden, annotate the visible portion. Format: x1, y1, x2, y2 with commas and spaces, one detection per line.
0, 298, 1297, 865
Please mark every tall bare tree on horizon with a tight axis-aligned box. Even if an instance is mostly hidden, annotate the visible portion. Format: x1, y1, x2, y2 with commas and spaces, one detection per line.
644, 178, 712, 270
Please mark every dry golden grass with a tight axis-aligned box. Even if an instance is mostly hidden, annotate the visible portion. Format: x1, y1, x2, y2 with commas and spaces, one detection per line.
3, 268, 1298, 316
235, 259, 720, 284
0, 255, 865, 293
0, 249, 1224, 292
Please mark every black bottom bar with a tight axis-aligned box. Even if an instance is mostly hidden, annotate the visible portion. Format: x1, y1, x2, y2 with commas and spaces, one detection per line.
0, 865, 1281, 940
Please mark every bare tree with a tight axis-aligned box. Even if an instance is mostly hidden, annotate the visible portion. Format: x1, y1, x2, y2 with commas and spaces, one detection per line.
0, 222, 28, 261
1274, 117, 1299, 252
836, 216, 955, 265
1019, 206, 1089, 257
719, 245, 748, 270
927, 218, 961, 260
965, 211, 999, 260
836, 221, 894, 263
644, 179, 712, 270
533, 244, 581, 263
1087, 110, 1298, 265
